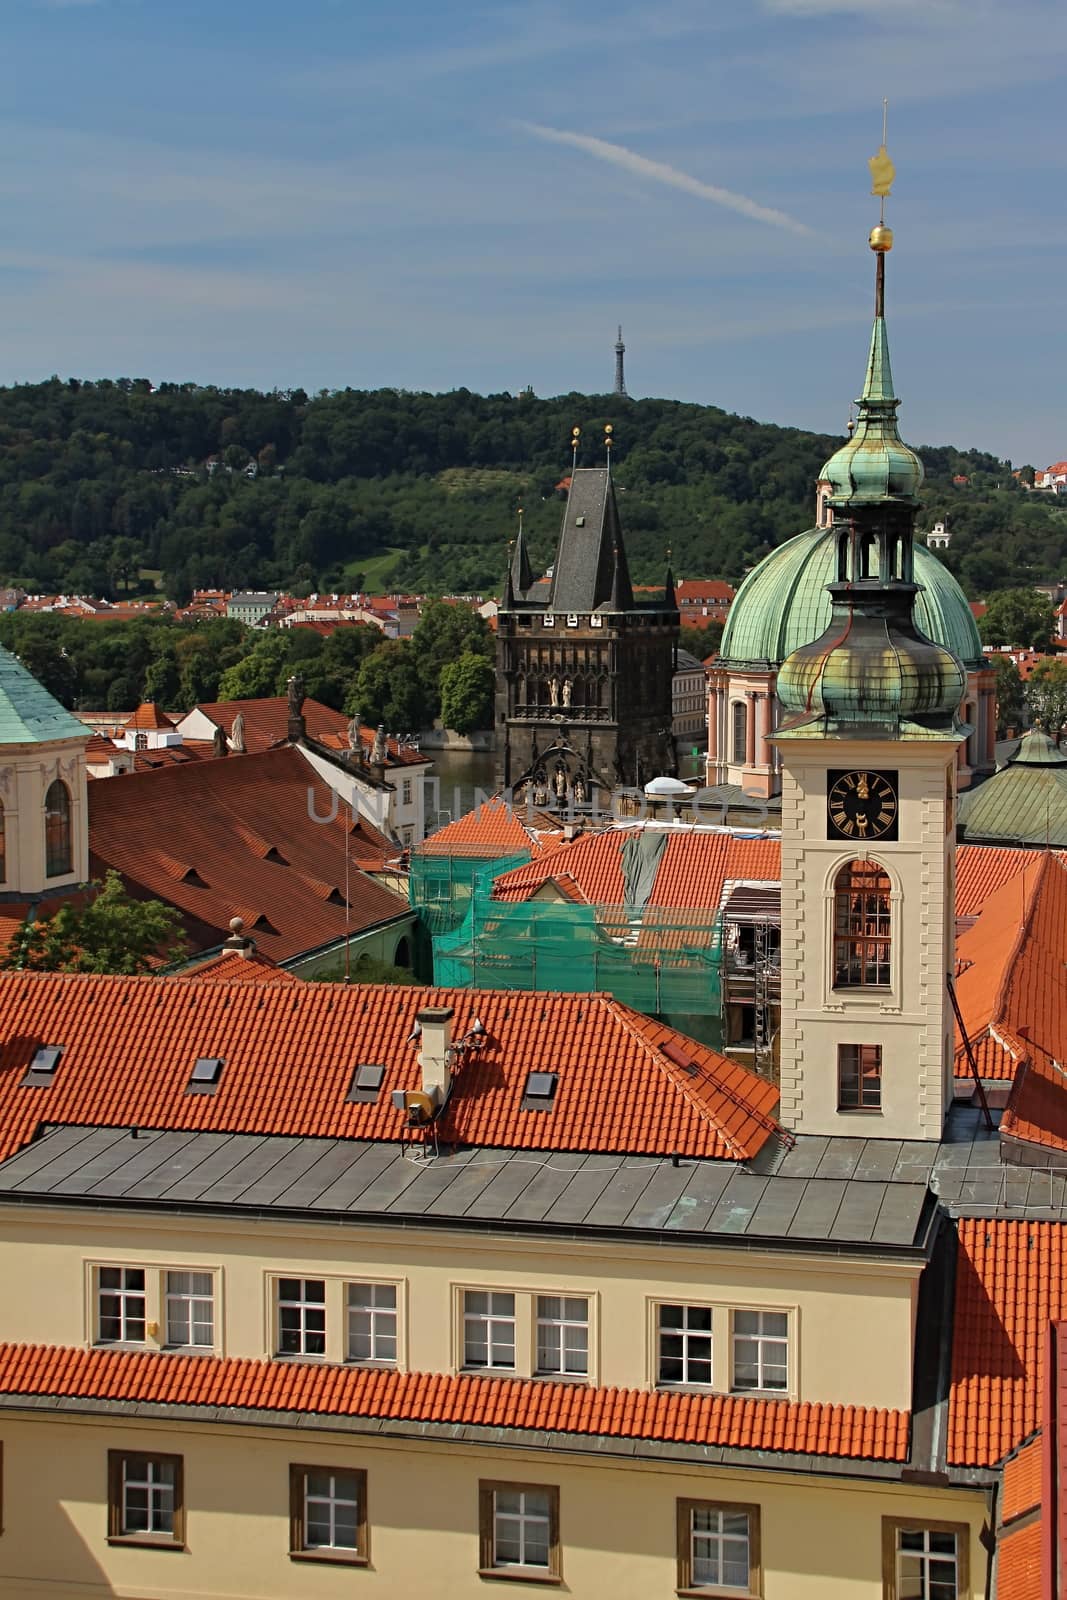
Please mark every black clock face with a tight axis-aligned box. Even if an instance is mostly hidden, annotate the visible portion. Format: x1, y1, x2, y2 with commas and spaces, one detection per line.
826, 769, 899, 842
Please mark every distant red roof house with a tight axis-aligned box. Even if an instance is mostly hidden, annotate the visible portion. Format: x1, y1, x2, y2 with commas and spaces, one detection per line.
970, 601, 987, 620
174, 696, 349, 753
953, 474, 970, 486
416, 798, 563, 861
88, 745, 407, 965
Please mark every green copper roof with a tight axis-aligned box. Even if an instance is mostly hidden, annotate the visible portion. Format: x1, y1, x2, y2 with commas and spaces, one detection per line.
0, 645, 87, 745
719, 527, 983, 670
958, 734, 1067, 846
817, 315, 924, 506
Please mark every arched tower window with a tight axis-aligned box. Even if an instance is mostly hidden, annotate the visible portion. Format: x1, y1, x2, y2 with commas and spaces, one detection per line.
833, 859, 891, 988
45, 780, 73, 878
731, 701, 748, 765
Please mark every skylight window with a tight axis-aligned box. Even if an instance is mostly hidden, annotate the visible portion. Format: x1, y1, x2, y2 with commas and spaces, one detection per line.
521, 1071, 559, 1112
187, 1057, 225, 1095
21, 1044, 63, 1087
347, 1063, 386, 1104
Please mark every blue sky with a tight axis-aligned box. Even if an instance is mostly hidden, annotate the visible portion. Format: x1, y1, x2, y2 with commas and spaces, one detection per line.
0, 0, 1064, 466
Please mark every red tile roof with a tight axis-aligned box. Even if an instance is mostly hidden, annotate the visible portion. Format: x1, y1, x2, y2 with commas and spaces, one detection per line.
0, 973, 779, 1163
997, 1521, 1043, 1600
176, 949, 301, 985
88, 746, 405, 963
949, 1219, 1067, 1467
1002, 1435, 1043, 1523
953, 854, 1067, 1083
492, 830, 780, 911
956, 845, 1046, 917
417, 798, 564, 860
191, 697, 349, 752
0, 1343, 908, 1461
676, 580, 735, 605
128, 701, 175, 731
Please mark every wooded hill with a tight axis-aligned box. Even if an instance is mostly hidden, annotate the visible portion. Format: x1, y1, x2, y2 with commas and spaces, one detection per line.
0, 376, 1059, 601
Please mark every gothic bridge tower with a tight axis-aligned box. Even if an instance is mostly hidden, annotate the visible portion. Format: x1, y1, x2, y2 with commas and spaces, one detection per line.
495, 427, 678, 799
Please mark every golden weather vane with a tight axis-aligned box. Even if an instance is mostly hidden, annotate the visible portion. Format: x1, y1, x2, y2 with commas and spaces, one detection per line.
867, 98, 895, 218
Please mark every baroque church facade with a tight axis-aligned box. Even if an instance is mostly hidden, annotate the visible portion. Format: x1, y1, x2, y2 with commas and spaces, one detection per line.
495, 460, 679, 799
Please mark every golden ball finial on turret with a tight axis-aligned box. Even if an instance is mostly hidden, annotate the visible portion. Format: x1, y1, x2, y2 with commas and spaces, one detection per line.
869, 222, 894, 253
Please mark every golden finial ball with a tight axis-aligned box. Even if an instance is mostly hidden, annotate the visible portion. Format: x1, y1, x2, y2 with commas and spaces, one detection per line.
605, 424, 613, 435
869, 223, 894, 253
572, 426, 581, 437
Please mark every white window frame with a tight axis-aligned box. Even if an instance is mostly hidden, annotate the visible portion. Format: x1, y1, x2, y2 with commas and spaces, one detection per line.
453, 1286, 597, 1381
730, 1308, 790, 1395
275, 1276, 328, 1359
401, 778, 413, 806
265, 1272, 406, 1366
346, 1280, 399, 1366
656, 1302, 714, 1389
164, 1269, 215, 1351
649, 1300, 797, 1398
89, 1262, 222, 1355
304, 1468, 361, 1551
96, 1265, 147, 1346
462, 1289, 517, 1371
889, 1523, 966, 1600
535, 1294, 590, 1377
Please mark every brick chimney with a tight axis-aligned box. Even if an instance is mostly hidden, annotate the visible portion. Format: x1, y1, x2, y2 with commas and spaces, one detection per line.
417, 1006, 454, 1102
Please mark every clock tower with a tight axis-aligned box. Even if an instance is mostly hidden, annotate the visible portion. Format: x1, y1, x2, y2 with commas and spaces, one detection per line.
770, 183, 966, 1142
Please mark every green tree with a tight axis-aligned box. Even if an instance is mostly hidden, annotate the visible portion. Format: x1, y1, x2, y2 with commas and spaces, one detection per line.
2, 870, 186, 974
978, 589, 1055, 650
217, 632, 291, 700
410, 601, 493, 718
680, 622, 723, 660
439, 650, 496, 734
352, 640, 428, 730
988, 653, 1025, 737
1026, 658, 1067, 741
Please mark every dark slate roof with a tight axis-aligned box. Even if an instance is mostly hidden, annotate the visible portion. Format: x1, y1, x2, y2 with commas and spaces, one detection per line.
548, 469, 633, 613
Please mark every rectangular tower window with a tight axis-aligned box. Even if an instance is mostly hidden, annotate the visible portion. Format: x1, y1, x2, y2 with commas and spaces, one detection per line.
838, 1044, 883, 1110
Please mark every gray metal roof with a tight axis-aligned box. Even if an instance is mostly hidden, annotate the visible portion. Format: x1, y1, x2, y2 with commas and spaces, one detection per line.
548, 469, 632, 614
0, 1106, 1052, 1246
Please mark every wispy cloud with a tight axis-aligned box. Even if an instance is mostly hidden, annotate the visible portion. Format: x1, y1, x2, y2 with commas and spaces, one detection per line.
519, 123, 814, 236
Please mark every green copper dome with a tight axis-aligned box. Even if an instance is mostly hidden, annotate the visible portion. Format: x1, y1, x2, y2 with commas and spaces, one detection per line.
719, 526, 983, 671
818, 318, 925, 506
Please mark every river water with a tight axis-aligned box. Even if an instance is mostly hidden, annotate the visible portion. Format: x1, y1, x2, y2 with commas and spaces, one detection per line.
422, 747, 499, 829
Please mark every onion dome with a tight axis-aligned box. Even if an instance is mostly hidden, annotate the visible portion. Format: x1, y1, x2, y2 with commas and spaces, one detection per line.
818, 317, 924, 507
718, 527, 982, 671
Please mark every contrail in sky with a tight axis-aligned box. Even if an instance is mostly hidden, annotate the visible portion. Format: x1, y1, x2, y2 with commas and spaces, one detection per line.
520, 123, 813, 237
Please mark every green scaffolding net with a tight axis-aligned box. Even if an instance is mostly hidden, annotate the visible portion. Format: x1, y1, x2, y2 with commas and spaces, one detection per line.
408, 849, 532, 937
430, 859, 723, 1039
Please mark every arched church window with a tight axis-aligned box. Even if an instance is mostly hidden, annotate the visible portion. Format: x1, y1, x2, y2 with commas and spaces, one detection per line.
833, 859, 891, 987
731, 701, 748, 765
45, 779, 73, 878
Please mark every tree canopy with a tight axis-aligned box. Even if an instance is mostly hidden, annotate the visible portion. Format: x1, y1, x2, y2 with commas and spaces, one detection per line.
0, 376, 1055, 604
977, 588, 1055, 650
1, 870, 186, 974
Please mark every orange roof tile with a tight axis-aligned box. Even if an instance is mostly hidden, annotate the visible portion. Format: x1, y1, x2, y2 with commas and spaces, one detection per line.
0, 972, 779, 1164
997, 1521, 1043, 1600
493, 830, 780, 911
949, 1219, 1067, 1467
1002, 1435, 1043, 1524
417, 798, 564, 860
193, 697, 349, 752
953, 854, 1067, 1084
88, 746, 405, 963
128, 701, 175, 731
176, 950, 301, 985
955, 845, 1045, 917
0, 1343, 908, 1461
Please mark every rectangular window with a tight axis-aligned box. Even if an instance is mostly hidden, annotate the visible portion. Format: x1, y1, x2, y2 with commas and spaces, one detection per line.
838, 1044, 883, 1110
677, 1500, 760, 1595
165, 1271, 214, 1350
277, 1278, 327, 1357
479, 1481, 560, 1580
731, 1311, 789, 1393
536, 1296, 589, 1376
289, 1465, 368, 1564
401, 779, 413, 806
658, 1304, 713, 1387
463, 1290, 516, 1371
346, 1282, 398, 1365
108, 1452, 184, 1546
97, 1267, 146, 1345
882, 1520, 968, 1600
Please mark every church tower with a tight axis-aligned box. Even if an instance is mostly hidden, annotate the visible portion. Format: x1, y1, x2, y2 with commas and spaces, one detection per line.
495, 428, 678, 798
0, 645, 89, 899
771, 161, 966, 1142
